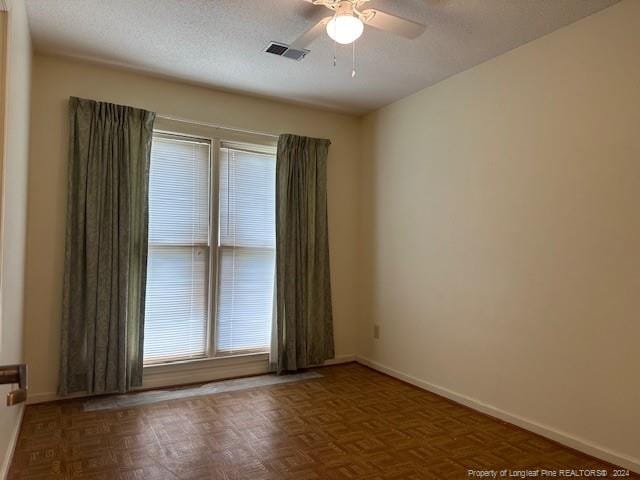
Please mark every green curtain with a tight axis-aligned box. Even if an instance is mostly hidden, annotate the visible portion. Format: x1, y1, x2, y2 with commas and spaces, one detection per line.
275, 134, 334, 373
58, 97, 155, 396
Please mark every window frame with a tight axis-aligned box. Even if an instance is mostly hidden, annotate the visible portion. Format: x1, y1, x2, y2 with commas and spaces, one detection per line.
145, 117, 277, 367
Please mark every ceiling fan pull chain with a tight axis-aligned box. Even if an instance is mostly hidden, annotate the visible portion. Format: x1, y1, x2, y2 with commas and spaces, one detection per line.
352, 38, 357, 78
333, 15, 337, 68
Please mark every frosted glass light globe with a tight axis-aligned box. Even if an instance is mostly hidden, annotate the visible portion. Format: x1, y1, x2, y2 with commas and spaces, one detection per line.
326, 14, 364, 45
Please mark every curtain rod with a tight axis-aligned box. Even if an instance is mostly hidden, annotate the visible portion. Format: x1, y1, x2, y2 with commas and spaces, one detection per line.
156, 113, 280, 139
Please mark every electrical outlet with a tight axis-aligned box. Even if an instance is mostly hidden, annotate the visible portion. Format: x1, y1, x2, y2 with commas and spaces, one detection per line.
373, 324, 380, 340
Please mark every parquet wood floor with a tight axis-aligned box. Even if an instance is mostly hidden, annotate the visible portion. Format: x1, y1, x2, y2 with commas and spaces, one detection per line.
9, 363, 636, 479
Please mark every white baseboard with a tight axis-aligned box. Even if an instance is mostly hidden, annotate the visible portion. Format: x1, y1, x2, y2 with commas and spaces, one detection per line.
356, 356, 639, 474
21, 354, 639, 473
0, 404, 24, 480
27, 353, 357, 405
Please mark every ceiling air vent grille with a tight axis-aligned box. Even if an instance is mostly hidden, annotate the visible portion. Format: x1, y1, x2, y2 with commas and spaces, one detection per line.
264, 42, 309, 62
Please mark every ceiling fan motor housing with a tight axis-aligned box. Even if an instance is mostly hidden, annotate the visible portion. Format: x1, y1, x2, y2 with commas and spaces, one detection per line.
335, 1, 355, 16
313, 0, 370, 13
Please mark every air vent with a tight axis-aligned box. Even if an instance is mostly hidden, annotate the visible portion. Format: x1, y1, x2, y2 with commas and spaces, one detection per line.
265, 42, 288, 56
264, 42, 309, 62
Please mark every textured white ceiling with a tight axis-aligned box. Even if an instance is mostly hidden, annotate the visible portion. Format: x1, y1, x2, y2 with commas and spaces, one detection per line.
25, 0, 619, 114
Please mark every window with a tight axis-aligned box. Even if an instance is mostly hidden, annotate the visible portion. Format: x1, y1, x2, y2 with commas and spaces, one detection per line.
143, 131, 276, 365
217, 146, 276, 355
144, 135, 211, 364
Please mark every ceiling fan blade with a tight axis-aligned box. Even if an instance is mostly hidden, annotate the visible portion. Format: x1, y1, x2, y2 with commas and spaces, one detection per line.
290, 16, 332, 49
361, 9, 426, 39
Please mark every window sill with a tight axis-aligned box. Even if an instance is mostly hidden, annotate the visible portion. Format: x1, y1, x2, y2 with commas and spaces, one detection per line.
143, 351, 269, 370
140, 352, 270, 390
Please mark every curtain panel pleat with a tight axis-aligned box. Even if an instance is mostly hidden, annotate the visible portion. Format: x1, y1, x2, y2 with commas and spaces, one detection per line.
58, 97, 155, 396
275, 134, 334, 373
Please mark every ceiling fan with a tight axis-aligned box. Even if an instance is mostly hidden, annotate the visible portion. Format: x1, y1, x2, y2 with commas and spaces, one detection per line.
291, 0, 427, 50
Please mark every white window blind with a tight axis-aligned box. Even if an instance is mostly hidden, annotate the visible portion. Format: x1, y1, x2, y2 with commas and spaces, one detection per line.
216, 146, 276, 355
144, 135, 211, 364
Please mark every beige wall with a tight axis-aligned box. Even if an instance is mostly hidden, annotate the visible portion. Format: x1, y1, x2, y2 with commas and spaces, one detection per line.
360, 0, 639, 469
24, 54, 362, 400
0, 0, 31, 475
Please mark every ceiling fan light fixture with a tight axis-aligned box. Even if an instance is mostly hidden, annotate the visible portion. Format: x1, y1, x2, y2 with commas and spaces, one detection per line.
326, 13, 364, 45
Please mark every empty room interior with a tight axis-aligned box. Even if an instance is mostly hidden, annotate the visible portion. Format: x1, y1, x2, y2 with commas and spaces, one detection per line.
0, 0, 638, 478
